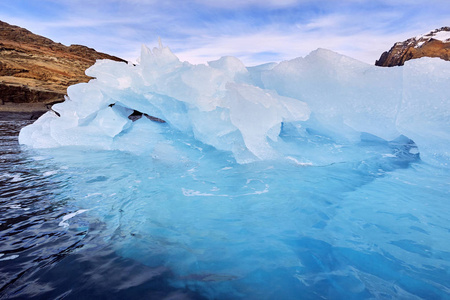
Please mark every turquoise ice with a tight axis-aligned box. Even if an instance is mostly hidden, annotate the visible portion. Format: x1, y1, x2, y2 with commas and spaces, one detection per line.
18, 44, 450, 299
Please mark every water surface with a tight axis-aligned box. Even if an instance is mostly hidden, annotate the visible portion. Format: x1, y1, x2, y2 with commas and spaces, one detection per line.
1, 120, 450, 299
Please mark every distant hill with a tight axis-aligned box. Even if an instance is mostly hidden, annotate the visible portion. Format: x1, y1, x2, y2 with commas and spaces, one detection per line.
376, 27, 450, 67
0, 20, 126, 115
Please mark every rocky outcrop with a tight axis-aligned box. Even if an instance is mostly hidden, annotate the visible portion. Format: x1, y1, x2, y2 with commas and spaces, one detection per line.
0, 20, 126, 108
376, 27, 450, 67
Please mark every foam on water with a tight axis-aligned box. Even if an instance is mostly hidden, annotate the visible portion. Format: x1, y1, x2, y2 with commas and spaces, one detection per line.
58, 209, 90, 228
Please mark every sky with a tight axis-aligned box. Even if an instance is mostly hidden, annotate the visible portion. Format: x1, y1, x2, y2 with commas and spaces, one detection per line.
1, 0, 450, 66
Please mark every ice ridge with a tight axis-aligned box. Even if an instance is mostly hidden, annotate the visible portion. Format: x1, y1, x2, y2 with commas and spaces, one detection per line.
19, 44, 450, 166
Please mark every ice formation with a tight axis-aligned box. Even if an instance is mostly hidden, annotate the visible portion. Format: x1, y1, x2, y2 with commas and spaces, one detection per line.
19, 44, 450, 166
12, 43, 450, 298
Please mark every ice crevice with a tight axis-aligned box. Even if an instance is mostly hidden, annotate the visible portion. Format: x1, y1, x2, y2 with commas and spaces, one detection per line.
108, 103, 166, 123
19, 44, 450, 166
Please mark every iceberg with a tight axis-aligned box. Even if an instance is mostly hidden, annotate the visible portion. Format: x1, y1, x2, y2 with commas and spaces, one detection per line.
261, 49, 450, 166
14, 43, 450, 299
19, 44, 450, 166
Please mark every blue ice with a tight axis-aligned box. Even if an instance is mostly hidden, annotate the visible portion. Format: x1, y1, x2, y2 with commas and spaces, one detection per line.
18, 44, 450, 298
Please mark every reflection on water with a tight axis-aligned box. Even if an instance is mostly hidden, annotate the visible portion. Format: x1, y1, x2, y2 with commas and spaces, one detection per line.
1, 120, 450, 299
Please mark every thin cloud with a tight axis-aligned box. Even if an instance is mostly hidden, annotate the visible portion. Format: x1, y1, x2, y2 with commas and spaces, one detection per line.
0, 0, 449, 66
191, 0, 304, 9
168, 28, 418, 66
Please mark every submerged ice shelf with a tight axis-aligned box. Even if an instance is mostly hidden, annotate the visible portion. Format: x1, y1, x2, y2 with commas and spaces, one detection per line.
19, 44, 450, 166
17, 138, 449, 299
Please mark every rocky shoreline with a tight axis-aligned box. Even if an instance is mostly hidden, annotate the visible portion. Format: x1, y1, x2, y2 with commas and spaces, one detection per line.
0, 102, 49, 120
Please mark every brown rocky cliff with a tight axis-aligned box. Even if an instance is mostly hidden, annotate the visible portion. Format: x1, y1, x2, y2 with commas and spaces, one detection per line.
376, 27, 450, 67
0, 20, 126, 109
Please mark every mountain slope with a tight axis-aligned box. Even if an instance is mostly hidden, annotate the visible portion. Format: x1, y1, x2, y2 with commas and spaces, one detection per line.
0, 20, 126, 110
376, 27, 450, 67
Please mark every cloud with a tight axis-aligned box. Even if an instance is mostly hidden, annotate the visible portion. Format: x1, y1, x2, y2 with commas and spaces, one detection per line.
165, 27, 413, 66
1, 0, 449, 66
191, 0, 304, 9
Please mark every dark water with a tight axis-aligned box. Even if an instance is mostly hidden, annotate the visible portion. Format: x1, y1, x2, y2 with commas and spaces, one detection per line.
0, 121, 203, 299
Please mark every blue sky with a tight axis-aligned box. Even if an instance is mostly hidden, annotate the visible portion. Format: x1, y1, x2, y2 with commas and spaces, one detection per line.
1, 0, 449, 66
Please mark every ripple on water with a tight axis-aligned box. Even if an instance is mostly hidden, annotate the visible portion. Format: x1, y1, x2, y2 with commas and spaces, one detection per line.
1, 120, 450, 299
